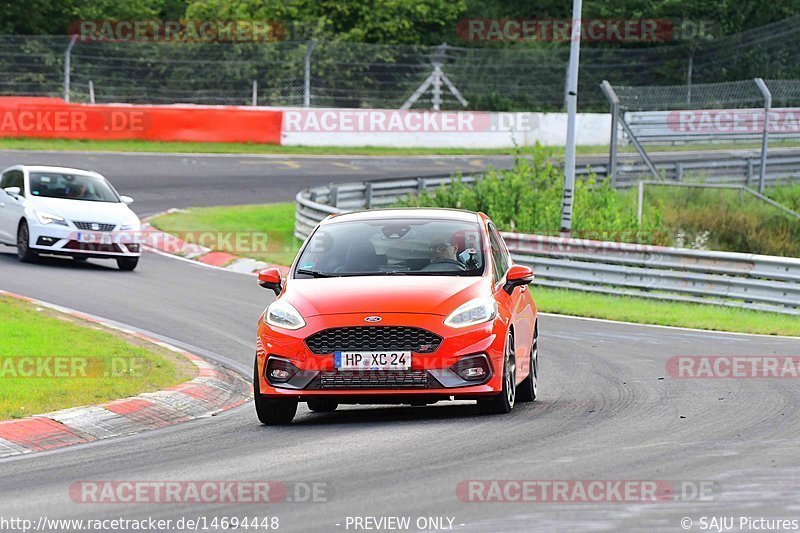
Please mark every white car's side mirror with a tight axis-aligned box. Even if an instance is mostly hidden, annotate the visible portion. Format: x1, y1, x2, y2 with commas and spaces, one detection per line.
120, 195, 134, 205
3, 186, 21, 198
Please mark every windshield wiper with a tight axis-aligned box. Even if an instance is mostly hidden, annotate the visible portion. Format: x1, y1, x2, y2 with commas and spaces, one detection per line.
295, 268, 334, 278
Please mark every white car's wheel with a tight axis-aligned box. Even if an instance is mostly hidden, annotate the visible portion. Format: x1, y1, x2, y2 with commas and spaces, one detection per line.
16, 221, 38, 263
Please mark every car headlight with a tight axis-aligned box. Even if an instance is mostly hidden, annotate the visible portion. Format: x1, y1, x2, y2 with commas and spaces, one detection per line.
264, 300, 306, 330
35, 212, 67, 226
444, 297, 498, 328
119, 220, 140, 231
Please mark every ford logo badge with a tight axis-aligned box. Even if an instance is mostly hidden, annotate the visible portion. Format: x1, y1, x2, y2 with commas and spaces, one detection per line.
364, 316, 382, 322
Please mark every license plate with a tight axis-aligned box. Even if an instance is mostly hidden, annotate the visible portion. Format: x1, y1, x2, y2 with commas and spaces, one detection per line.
77, 232, 112, 244
334, 351, 411, 370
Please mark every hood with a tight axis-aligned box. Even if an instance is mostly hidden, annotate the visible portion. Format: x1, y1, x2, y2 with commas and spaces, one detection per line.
284, 275, 489, 317
28, 197, 137, 225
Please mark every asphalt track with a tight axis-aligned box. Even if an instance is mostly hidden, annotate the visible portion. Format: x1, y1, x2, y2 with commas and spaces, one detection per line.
1, 151, 799, 532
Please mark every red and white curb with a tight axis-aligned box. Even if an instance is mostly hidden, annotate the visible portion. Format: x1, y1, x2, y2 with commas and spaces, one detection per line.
0, 290, 252, 458
141, 210, 290, 276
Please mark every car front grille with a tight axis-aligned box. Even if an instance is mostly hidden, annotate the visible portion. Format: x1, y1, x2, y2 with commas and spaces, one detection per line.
318, 371, 430, 389
305, 326, 442, 354
73, 221, 116, 231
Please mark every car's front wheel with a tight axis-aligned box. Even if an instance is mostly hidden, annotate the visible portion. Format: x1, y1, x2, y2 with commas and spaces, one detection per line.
477, 332, 516, 415
16, 221, 38, 263
117, 257, 139, 271
253, 359, 297, 425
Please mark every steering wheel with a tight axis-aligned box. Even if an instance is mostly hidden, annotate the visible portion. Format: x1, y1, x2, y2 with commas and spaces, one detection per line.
421, 259, 466, 271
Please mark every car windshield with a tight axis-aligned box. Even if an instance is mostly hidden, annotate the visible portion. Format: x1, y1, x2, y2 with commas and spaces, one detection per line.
29, 172, 120, 203
295, 217, 485, 277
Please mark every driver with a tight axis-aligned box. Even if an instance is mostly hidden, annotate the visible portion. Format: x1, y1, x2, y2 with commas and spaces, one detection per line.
67, 182, 88, 199
430, 233, 458, 263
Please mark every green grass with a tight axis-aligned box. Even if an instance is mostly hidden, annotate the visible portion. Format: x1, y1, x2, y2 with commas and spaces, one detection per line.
0, 296, 195, 419
149, 202, 302, 266
4, 136, 800, 156
150, 202, 799, 336
533, 287, 800, 336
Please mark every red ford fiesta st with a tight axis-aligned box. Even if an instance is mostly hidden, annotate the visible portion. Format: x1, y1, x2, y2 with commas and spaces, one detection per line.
254, 208, 538, 424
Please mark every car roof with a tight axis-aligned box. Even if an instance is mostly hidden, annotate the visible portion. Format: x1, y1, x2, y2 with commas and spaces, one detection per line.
18, 165, 105, 178
323, 208, 482, 225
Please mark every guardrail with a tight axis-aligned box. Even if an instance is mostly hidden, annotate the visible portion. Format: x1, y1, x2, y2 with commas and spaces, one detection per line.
609, 152, 800, 188
295, 173, 800, 316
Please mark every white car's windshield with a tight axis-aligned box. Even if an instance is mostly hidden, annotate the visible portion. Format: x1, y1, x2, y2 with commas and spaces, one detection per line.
29, 172, 119, 203
295, 218, 485, 277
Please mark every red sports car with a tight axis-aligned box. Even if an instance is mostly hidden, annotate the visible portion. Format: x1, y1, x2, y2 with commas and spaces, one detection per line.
254, 208, 538, 424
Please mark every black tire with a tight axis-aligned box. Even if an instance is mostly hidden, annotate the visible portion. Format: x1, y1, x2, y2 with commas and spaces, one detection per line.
307, 399, 338, 413
117, 257, 139, 271
253, 358, 297, 425
477, 332, 516, 415
517, 322, 538, 403
16, 221, 38, 263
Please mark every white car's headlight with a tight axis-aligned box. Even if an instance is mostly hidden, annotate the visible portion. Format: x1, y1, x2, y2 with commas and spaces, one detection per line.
444, 297, 498, 328
265, 300, 306, 330
35, 212, 67, 226
119, 220, 140, 231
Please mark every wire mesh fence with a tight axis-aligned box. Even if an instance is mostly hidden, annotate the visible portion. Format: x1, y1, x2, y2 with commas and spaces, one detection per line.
3, 14, 800, 111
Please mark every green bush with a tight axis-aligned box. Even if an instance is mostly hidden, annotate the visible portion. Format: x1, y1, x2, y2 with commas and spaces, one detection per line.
399, 146, 665, 243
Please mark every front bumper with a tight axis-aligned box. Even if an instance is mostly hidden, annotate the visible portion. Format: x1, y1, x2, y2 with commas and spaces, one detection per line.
28, 223, 141, 258
256, 312, 507, 400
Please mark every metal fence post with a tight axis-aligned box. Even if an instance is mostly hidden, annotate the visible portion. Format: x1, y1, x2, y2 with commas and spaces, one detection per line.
600, 81, 619, 186
754, 78, 772, 193
365, 181, 373, 209
637, 181, 645, 225
88, 80, 95, 104
304, 40, 318, 108
252, 80, 258, 106
63, 34, 78, 102
675, 162, 683, 182
329, 184, 339, 208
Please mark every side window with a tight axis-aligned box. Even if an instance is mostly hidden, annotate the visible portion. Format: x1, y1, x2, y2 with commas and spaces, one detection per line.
487, 225, 506, 285
488, 223, 511, 283
0, 171, 24, 195
11, 171, 25, 195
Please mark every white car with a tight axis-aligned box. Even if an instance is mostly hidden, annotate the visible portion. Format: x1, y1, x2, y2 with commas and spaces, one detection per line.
0, 165, 141, 271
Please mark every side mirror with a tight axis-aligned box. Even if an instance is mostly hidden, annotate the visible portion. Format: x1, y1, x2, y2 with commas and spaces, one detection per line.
3, 186, 21, 198
258, 267, 283, 296
504, 264, 534, 294
120, 195, 134, 205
